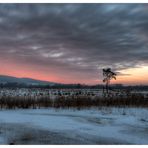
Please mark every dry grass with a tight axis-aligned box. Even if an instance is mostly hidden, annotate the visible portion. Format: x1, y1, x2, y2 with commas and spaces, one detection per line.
0, 92, 147, 109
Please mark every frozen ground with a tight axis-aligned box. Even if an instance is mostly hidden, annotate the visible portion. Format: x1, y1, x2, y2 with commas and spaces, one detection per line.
0, 107, 147, 144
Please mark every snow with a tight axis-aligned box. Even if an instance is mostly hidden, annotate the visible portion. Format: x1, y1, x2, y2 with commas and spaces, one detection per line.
0, 107, 147, 144
0, 88, 102, 98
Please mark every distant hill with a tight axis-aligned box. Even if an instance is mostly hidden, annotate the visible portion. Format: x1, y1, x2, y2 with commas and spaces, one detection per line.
0, 75, 58, 86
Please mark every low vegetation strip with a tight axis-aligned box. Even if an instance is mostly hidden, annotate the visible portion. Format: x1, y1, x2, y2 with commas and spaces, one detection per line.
0, 93, 147, 109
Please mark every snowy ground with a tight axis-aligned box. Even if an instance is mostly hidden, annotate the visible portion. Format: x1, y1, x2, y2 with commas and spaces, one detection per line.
0, 107, 147, 145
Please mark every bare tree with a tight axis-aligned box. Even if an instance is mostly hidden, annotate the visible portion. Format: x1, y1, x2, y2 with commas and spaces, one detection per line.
102, 68, 116, 94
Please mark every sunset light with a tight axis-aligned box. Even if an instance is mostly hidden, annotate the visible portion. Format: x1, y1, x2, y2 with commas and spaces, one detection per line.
0, 3, 148, 145
0, 4, 148, 85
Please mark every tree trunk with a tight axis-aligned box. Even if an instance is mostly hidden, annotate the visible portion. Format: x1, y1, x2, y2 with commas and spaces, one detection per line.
106, 83, 108, 94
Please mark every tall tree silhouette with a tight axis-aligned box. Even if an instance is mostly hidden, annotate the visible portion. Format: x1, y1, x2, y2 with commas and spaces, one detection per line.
102, 68, 116, 94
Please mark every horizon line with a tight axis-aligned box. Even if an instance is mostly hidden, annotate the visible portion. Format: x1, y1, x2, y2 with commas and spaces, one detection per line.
0, 74, 148, 86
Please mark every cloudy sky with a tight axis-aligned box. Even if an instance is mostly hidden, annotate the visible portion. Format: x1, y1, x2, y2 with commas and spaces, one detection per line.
0, 4, 148, 85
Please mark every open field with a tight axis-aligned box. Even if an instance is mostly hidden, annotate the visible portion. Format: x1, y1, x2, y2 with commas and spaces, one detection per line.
0, 88, 147, 144
0, 107, 148, 144
0, 88, 148, 97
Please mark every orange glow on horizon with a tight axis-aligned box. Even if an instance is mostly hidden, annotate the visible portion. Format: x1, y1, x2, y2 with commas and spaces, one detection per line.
114, 66, 148, 85
0, 60, 59, 83
1, 57, 148, 85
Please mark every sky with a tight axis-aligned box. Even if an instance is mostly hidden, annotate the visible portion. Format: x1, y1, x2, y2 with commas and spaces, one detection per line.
0, 4, 148, 85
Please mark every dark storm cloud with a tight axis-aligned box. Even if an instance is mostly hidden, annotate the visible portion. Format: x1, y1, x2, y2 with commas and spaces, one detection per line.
0, 4, 148, 80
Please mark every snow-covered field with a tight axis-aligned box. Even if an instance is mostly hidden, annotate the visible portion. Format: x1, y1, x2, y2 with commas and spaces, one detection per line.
0, 107, 147, 144
1, 88, 148, 100
0, 88, 102, 98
